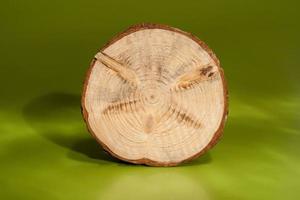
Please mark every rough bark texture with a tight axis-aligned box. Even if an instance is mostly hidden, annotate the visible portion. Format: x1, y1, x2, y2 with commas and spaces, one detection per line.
81, 23, 228, 166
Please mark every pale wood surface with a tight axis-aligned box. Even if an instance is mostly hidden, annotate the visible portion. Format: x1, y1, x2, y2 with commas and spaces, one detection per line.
82, 24, 228, 166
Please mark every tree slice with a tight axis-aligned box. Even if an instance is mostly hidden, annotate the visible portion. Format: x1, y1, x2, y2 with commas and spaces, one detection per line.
82, 23, 228, 166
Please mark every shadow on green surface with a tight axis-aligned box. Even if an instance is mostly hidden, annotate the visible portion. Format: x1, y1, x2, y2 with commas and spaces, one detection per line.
22, 92, 122, 164
22, 92, 212, 166
72, 137, 212, 166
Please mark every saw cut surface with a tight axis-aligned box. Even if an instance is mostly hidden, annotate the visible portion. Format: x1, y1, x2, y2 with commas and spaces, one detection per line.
82, 24, 228, 166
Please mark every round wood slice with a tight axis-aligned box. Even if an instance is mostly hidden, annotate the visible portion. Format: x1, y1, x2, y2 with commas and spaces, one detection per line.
82, 23, 228, 166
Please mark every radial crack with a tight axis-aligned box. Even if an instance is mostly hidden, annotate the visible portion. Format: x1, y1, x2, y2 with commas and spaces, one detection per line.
161, 102, 201, 129
95, 52, 138, 87
173, 65, 219, 91
102, 99, 141, 114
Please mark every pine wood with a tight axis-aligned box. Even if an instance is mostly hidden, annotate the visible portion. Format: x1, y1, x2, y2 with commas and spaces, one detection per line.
82, 23, 228, 166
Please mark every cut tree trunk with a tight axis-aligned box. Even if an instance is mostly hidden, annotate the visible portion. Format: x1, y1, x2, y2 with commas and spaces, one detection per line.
81, 23, 228, 166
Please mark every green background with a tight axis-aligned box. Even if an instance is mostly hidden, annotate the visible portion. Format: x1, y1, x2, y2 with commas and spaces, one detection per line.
1, 0, 300, 199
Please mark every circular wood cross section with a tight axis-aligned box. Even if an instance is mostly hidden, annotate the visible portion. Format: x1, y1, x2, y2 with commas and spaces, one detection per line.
82, 23, 228, 166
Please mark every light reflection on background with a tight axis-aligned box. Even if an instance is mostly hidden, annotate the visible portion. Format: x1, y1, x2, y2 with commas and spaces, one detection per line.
98, 171, 209, 200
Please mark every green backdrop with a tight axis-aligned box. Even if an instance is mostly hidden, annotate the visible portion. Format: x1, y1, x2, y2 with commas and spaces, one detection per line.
1, 0, 300, 199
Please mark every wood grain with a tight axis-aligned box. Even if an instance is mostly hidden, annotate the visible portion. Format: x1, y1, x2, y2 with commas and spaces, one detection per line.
82, 23, 228, 166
